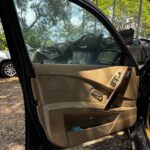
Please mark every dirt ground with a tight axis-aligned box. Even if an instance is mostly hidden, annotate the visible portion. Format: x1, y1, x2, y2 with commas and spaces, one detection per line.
0, 77, 24, 150
0, 77, 132, 150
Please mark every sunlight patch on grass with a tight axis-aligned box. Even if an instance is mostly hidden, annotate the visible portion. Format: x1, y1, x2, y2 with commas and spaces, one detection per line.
7, 144, 25, 150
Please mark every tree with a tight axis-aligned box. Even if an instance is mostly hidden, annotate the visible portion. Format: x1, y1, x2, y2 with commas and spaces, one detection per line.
13, 0, 150, 50
93, 0, 150, 38
0, 19, 8, 50
0, 33, 8, 50
14, 0, 72, 48
15, 0, 70, 32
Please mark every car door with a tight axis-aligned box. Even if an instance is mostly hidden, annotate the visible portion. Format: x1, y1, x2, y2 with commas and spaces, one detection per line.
0, 0, 139, 149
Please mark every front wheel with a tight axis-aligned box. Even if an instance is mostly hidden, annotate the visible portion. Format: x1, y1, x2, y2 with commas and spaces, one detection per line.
1, 61, 17, 77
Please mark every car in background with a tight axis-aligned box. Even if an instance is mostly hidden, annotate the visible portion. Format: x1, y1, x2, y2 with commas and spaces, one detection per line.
0, 44, 35, 78
0, 50, 16, 77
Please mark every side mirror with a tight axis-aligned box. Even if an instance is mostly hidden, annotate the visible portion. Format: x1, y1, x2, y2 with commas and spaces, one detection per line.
97, 49, 121, 65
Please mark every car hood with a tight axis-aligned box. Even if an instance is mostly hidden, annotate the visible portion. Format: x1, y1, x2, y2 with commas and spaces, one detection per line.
0, 51, 11, 61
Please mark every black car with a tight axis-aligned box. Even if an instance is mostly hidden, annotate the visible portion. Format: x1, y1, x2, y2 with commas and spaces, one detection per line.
0, 0, 150, 150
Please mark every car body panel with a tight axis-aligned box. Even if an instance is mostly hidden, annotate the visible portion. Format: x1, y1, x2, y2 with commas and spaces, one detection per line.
0, 50, 11, 62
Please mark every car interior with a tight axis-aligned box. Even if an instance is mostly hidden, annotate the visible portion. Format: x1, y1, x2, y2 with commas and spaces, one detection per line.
30, 64, 139, 147
11, 0, 140, 147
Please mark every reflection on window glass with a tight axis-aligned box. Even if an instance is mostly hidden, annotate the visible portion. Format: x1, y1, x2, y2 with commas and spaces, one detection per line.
14, 0, 122, 65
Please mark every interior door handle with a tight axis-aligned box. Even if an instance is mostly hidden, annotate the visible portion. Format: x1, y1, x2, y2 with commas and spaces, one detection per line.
91, 67, 132, 110
105, 67, 131, 109
91, 92, 104, 102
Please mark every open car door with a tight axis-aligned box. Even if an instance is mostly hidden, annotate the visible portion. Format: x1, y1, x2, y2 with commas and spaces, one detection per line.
0, 0, 139, 149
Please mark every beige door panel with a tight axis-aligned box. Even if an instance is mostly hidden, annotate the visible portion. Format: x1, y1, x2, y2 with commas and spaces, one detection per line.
31, 64, 139, 147
42, 108, 136, 147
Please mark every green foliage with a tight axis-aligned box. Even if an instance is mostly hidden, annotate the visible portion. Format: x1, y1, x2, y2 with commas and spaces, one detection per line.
24, 30, 41, 48
0, 32, 8, 50
14, 0, 72, 48
94, 0, 150, 38
141, 0, 150, 37
0, 0, 150, 51
0, 20, 8, 50
93, 0, 113, 16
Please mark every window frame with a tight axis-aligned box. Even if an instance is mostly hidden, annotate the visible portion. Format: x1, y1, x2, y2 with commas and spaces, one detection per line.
13, 0, 137, 67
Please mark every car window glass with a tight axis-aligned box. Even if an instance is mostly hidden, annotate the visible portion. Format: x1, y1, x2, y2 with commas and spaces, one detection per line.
14, 0, 122, 65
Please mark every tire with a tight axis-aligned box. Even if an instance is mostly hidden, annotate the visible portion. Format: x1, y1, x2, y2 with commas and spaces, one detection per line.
1, 61, 17, 77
